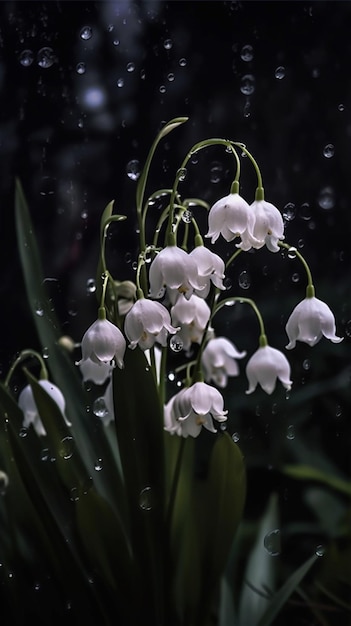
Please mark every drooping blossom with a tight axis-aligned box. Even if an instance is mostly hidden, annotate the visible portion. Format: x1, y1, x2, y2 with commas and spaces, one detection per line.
206, 192, 254, 244
79, 359, 113, 385
189, 245, 226, 298
18, 380, 71, 437
171, 294, 211, 353
164, 381, 227, 438
124, 298, 179, 351
78, 314, 126, 369
149, 245, 204, 303
238, 199, 284, 253
245, 345, 292, 395
285, 295, 343, 349
201, 337, 247, 387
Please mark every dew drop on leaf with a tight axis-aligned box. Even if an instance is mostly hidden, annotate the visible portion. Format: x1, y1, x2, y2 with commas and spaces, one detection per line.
263, 529, 281, 556
59, 436, 75, 460
139, 486, 153, 510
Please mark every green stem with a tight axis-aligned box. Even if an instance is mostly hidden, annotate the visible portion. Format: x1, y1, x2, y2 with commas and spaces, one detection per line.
226, 247, 243, 269
165, 436, 186, 530
213, 296, 267, 345
4, 349, 48, 387
278, 241, 315, 297
234, 142, 263, 189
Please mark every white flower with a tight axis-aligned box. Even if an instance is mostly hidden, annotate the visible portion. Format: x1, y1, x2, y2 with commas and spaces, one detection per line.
201, 337, 247, 387
149, 245, 204, 302
246, 345, 292, 395
18, 380, 71, 437
124, 298, 179, 350
164, 382, 228, 438
79, 359, 113, 385
285, 296, 343, 349
171, 294, 211, 353
78, 315, 126, 369
238, 199, 284, 253
189, 245, 226, 297
206, 192, 254, 244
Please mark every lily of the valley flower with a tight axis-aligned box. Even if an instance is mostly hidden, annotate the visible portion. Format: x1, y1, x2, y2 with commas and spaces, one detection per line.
189, 244, 226, 298
78, 313, 126, 369
285, 295, 343, 349
18, 380, 71, 437
206, 192, 254, 244
79, 359, 113, 385
238, 198, 285, 253
201, 337, 247, 387
171, 294, 211, 353
149, 245, 204, 302
164, 381, 228, 438
124, 298, 179, 350
246, 345, 292, 395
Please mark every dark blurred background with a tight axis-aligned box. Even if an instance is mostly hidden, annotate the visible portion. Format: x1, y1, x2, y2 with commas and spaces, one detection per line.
0, 3, 351, 620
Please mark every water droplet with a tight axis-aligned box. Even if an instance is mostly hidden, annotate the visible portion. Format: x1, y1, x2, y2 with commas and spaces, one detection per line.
80, 26, 93, 40
299, 202, 311, 220
232, 432, 240, 442
70, 487, 80, 502
113, 38, 120, 47
177, 167, 187, 181
318, 186, 335, 210
240, 44, 253, 62
315, 544, 325, 557
76, 62, 86, 74
126, 159, 140, 181
94, 458, 103, 471
323, 143, 334, 158
139, 486, 153, 510
291, 272, 300, 283
275, 65, 285, 79
264, 529, 281, 556
34, 300, 44, 316
163, 38, 173, 50
59, 436, 75, 460
286, 424, 295, 440
243, 100, 251, 117
238, 270, 251, 289
42, 347, 49, 359
167, 72, 175, 82
283, 202, 296, 221
126, 62, 135, 72
170, 335, 183, 352
338, 103, 345, 112
19, 49, 34, 67
86, 278, 96, 294
182, 209, 193, 223
159, 84, 166, 93
179, 57, 187, 67
210, 161, 223, 183
19, 427, 28, 438
302, 359, 311, 371
240, 74, 255, 95
93, 397, 109, 419
0, 471, 9, 495
117, 78, 124, 88
37, 47, 56, 68
287, 246, 297, 259
224, 298, 235, 306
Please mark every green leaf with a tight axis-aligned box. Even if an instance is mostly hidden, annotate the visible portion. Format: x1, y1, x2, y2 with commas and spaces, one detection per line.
257, 554, 318, 626
196, 432, 246, 623
283, 464, 351, 498
112, 346, 165, 622
136, 117, 188, 211
238, 493, 279, 626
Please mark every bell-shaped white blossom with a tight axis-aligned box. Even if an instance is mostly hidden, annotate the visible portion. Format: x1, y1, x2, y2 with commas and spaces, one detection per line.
246, 345, 292, 395
201, 337, 247, 387
164, 381, 227, 438
124, 298, 179, 351
18, 380, 71, 437
171, 294, 211, 353
149, 245, 204, 302
189, 245, 226, 298
238, 199, 284, 253
206, 192, 254, 244
285, 296, 343, 349
78, 315, 126, 369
